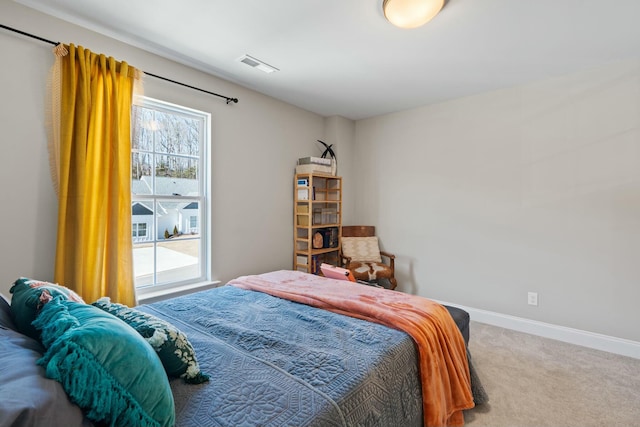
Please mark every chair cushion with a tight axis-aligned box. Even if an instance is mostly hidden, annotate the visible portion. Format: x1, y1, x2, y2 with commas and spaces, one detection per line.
347, 261, 393, 281
341, 236, 382, 263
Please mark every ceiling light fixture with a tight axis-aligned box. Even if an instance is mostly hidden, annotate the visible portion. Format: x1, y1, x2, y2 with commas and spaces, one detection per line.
383, 0, 444, 29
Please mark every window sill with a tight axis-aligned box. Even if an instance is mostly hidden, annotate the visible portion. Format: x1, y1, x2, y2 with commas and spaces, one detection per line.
136, 280, 222, 305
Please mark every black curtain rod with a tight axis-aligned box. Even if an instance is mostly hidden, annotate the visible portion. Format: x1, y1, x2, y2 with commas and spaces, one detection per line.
0, 23, 239, 105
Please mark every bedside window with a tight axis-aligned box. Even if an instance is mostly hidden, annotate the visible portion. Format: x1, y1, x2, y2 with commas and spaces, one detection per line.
131, 97, 211, 293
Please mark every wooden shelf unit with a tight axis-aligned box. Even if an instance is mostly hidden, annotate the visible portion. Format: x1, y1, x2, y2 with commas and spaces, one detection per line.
294, 173, 342, 274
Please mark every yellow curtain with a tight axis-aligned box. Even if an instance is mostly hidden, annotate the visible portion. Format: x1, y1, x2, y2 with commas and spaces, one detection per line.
52, 43, 140, 306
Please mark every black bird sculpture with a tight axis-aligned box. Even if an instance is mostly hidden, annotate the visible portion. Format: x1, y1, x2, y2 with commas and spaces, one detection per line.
317, 140, 336, 159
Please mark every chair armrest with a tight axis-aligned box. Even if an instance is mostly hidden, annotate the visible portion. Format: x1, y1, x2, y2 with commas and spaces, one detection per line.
380, 251, 395, 260
380, 251, 395, 271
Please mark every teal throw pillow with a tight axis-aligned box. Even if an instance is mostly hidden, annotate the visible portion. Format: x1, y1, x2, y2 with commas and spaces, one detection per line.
93, 297, 209, 384
9, 277, 85, 339
33, 297, 175, 427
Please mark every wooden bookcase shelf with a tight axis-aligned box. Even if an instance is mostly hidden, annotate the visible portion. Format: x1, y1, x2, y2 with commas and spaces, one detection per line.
294, 173, 342, 274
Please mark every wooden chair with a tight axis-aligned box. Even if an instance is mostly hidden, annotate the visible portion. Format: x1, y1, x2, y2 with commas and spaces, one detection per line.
340, 226, 397, 289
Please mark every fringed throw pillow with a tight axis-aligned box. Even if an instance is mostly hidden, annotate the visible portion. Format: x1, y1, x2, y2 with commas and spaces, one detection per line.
9, 277, 85, 340
33, 297, 175, 427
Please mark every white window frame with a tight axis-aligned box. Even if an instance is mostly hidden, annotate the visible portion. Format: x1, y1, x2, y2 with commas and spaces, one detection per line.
132, 222, 147, 238
131, 96, 211, 297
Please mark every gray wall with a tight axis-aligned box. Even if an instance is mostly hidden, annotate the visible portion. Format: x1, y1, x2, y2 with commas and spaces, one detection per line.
324, 116, 356, 225
354, 59, 640, 342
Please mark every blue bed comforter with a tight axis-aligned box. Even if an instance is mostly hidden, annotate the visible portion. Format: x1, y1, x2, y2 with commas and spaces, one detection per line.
138, 285, 423, 427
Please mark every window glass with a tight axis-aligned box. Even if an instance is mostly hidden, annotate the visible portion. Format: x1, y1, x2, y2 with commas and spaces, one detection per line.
131, 97, 210, 291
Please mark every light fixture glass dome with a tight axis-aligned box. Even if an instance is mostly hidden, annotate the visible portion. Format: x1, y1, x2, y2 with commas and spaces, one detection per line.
383, 0, 444, 29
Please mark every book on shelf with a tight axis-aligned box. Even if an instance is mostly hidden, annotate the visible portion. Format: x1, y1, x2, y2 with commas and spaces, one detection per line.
311, 255, 320, 274
330, 227, 338, 248
319, 227, 338, 248
298, 156, 332, 166
320, 228, 327, 248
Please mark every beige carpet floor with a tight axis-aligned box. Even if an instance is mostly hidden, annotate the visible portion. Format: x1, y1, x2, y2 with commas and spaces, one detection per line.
463, 322, 640, 427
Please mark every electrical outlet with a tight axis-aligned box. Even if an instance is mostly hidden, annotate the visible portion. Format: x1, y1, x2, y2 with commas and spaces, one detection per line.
527, 292, 538, 306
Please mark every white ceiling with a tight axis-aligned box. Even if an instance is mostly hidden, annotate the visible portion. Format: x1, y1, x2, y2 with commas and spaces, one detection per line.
15, 0, 640, 120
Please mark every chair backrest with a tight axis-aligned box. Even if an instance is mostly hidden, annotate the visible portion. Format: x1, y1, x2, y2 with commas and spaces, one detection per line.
341, 225, 375, 238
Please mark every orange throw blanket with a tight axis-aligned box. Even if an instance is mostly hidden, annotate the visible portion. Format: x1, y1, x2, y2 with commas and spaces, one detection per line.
228, 270, 474, 427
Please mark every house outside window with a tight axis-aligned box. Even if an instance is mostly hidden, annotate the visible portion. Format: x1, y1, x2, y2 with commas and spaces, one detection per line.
131, 97, 210, 292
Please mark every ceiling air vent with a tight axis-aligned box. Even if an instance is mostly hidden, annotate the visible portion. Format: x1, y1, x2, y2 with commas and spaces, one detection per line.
238, 54, 279, 74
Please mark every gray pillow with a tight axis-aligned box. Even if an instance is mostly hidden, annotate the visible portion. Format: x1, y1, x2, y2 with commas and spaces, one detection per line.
0, 294, 16, 331
0, 322, 90, 427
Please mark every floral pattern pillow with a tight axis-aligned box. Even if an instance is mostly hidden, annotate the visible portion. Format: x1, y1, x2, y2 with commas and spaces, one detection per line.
92, 297, 209, 384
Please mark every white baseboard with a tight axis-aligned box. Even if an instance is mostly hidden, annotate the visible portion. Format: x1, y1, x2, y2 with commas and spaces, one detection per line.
435, 300, 640, 360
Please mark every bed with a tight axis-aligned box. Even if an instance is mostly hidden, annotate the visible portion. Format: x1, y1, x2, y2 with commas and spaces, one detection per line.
1, 270, 486, 427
